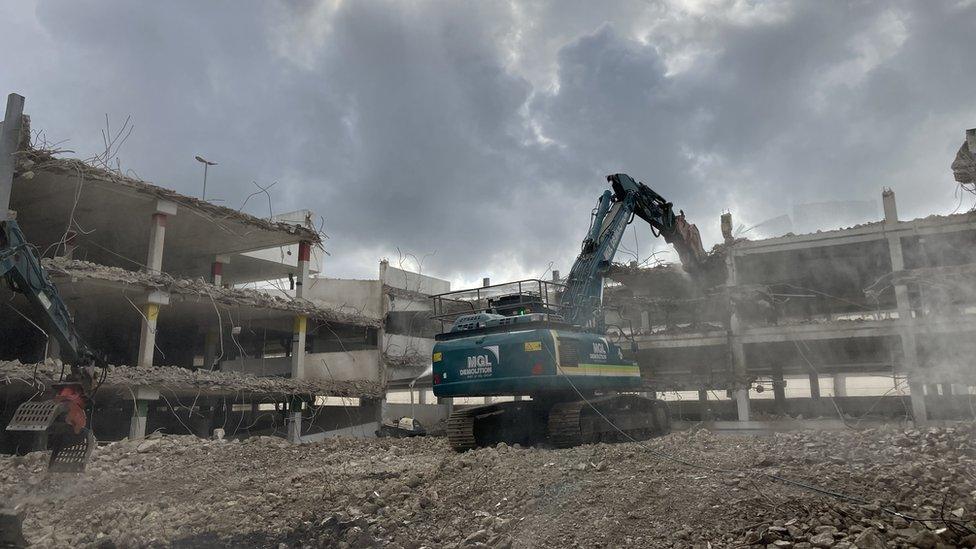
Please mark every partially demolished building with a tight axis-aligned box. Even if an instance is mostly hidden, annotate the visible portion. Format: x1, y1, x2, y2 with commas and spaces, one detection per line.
0, 101, 393, 450
610, 188, 976, 424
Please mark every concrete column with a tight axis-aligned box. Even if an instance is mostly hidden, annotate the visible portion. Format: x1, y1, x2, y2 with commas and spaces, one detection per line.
128, 387, 159, 440
832, 374, 848, 397
250, 400, 259, 423
202, 327, 219, 370
130, 400, 148, 440
211, 254, 230, 286
418, 389, 428, 405
734, 389, 750, 421
908, 380, 928, 423
883, 190, 926, 423
640, 310, 650, 334
771, 367, 786, 416
288, 241, 312, 443
146, 200, 177, 273
137, 290, 169, 367
698, 390, 710, 421
727, 246, 750, 421
0, 93, 25, 219
808, 373, 821, 400
136, 201, 175, 369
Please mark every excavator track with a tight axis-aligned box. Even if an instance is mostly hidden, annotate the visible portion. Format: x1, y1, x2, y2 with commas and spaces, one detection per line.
446, 401, 549, 452
447, 396, 671, 451
548, 395, 671, 449
446, 407, 480, 452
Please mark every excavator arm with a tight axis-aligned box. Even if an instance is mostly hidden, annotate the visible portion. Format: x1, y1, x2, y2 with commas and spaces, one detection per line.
1, 219, 96, 364
560, 173, 705, 329
2, 216, 100, 472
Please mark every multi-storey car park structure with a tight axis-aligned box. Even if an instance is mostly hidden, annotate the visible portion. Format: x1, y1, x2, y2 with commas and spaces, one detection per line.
0, 96, 409, 450
2, 93, 973, 457
609, 188, 976, 426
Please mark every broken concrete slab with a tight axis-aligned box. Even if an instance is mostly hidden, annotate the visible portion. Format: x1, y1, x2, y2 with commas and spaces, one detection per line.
42, 257, 381, 329
0, 360, 384, 399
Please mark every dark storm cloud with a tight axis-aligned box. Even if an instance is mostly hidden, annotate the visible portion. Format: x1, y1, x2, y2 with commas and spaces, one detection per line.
1, 1, 974, 285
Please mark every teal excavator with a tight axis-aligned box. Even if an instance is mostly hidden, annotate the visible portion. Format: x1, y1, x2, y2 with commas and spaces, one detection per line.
431, 174, 705, 451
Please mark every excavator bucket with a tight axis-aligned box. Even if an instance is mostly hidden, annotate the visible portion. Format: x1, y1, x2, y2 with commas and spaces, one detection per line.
6, 400, 60, 432
48, 426, 95, 473
6, 398, 94, 472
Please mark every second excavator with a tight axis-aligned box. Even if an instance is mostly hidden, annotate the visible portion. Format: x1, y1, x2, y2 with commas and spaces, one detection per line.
430, 173, 705, 451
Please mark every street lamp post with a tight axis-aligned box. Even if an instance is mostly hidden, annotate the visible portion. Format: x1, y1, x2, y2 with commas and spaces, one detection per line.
194, 155, 217, 200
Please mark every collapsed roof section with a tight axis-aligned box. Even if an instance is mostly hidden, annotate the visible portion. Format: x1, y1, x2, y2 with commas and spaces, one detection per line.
12, 147, 321, 284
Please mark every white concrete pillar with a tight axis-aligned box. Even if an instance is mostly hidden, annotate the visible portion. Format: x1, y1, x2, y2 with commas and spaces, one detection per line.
832, 374, 848, 397
908, 380, 928, 423
137, 290, 169, 368
146, 200, 177, 273
128, 387, 159, 440
883, 190, 926, 423
733, 389, 749, 421
640, 310, 650, 333
129, 402, 148, 440
882, 188, 898, 224
288, 241, 312, 443
726, 246, 750, 421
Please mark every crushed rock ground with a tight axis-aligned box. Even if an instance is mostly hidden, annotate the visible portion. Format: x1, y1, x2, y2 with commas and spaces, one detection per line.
2, 425, 975, 548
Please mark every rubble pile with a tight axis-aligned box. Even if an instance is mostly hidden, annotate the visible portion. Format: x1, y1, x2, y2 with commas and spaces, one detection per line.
2, 425, 973, 548
42, 257, 381, 328
0, 360, 384, 398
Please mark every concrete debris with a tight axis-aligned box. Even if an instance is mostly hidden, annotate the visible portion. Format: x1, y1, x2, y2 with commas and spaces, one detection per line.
2, 426, 974, 547
42, 257, 381, 329
382, 352, 429, 370
19, 148, 321, 243
953, 135, 976, 185
0, 360, 384, 398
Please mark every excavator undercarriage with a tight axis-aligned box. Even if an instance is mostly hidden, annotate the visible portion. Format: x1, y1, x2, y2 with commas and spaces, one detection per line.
445, 394, 671, 452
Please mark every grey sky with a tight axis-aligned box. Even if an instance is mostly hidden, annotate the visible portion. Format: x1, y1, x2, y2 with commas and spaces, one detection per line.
2, 0, 974, 287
